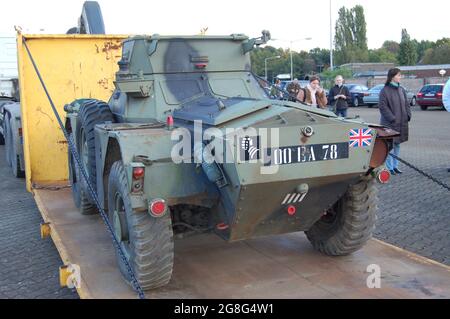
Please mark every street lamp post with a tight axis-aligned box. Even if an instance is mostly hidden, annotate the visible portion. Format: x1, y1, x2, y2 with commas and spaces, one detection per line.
289, 38, 312, 80
265, 55, 281, 81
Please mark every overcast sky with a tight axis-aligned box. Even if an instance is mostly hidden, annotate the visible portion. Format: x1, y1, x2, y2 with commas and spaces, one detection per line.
1, 0, 449, 51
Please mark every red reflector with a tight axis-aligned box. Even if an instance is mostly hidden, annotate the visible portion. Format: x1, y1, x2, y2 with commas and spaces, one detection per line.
133, 167, 145, 180
377, 170, 391, 184
194, 63, 207, 69
216, 223, 229, 231
287, 205, 296, 216
150, 199, 167, 217
166, 115, 174, 129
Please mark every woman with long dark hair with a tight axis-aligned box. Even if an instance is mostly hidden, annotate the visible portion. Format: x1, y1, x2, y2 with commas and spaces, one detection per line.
379, 68, 412, 175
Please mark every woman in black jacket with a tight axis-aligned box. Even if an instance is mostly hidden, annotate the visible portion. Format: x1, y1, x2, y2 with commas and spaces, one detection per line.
379, 68, 412, 175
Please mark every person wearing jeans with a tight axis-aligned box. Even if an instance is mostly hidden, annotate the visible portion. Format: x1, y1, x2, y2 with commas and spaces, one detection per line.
378, 68, 411, 175
329, 75, 351, 117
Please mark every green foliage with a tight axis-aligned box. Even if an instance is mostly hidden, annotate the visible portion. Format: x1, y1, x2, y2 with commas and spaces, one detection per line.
398, 29, 418, 66
320, 67, 353, 89
369, 48, 397, 63
334, 5, 369, 64
421, 43, 450, 65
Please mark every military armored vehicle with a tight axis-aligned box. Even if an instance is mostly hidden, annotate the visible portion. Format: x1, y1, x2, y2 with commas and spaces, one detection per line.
64, 31, 396, 290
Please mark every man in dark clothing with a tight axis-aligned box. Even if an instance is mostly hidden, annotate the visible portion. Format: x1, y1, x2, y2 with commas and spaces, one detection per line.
286, 79, 301, 102
328, 75, 351, 117
378, 68, 411, 175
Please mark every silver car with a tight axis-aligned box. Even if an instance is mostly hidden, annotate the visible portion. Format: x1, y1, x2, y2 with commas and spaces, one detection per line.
363, 84, 417, 108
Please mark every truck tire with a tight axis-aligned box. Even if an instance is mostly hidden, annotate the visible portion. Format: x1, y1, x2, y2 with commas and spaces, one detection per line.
76, 99, 113, 206
80, 1, 105, 34
108, 161, 174, 290
4, 113, 11, 167
68, 133, 97, 215
305, 178, 378, 256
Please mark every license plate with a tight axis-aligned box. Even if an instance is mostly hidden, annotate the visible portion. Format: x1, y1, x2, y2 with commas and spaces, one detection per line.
425, 93, 434, 97
264, 143, 349, 166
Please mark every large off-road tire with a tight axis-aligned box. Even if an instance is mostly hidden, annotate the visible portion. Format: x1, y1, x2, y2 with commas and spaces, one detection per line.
80, 1, 105, 34
305, 178, 378, 256
68, 133, 97, 215
76, 99, 113, 208
108, 161, 174, 290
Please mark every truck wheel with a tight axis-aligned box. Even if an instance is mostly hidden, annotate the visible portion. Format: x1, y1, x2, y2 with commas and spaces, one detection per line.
305, 178, 378, 256
4, 113, 11, 166
80, 1, 105, 34
76, 99, 113, 205
68, 133, 97, 215
108, 161, 174, 290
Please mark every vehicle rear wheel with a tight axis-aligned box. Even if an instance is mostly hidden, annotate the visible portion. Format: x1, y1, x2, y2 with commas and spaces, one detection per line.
76, 99, 114, 208
68, 133, 97, 215
108, 161, 174, 290
4, 113, 11, 166
353, 97, 359, 107
10, 150, 24, 178
305, 178, 378, 256
410, 97, 416, 106
420, 105, 427, 111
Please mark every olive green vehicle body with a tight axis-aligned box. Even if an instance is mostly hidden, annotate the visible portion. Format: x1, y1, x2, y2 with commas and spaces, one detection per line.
65, 33, 392, 242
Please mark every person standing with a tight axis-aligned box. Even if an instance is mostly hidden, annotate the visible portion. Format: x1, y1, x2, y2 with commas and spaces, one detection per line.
287, 79, 301, 102
329, 75, 351, 117
270, 78, 283, 99
296, 76, 328, 109
378, 68, 411, 176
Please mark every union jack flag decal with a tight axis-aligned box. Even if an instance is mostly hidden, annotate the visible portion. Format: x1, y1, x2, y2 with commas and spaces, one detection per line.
349, 129, 373, 148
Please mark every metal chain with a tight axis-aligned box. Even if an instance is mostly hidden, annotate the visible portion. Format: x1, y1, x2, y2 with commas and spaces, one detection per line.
391, 154, 450, 192
22, 37, 146, 299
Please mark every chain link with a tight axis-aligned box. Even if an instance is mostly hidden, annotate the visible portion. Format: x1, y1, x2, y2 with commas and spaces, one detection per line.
22, 37, 146, 299
391, 154, 450, 192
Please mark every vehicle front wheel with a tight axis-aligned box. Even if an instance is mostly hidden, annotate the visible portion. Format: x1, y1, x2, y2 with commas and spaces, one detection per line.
410, 97, 416, 106
305, 178, 378, 256
108, 161, 174, 290
353, 97, 359, 107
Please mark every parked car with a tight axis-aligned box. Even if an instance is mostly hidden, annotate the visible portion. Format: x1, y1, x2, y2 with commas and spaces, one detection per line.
345, 84, 369, 107
363, 84, 384, 108
416, 84, 445, 110
363, 84, 417, 108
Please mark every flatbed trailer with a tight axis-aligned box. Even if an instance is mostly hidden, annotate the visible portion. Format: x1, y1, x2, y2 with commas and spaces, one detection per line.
19, 34, 450, 299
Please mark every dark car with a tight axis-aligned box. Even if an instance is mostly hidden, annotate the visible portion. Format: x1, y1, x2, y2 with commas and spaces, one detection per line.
416, 84, 445, 110
345, 84, 369, 107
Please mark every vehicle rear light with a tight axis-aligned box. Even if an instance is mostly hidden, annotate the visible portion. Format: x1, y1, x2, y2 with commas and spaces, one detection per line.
194, 63, 208, 69
133, 167, 145, 180
287, 205, 297, 216
166, 115, 174, 130
149, 199, 167, 217
377, 169, 391, 184
132, 166, 145, 193
437, 92, 443, 98
417, 93, 423, 97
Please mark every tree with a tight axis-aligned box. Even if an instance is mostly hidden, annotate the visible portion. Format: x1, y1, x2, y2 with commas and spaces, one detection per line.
334, 5, 369, 65
398, 29, 417, 66
382, 41, 400, 55
368, 48, 397, 63
421, 43, 450, 65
